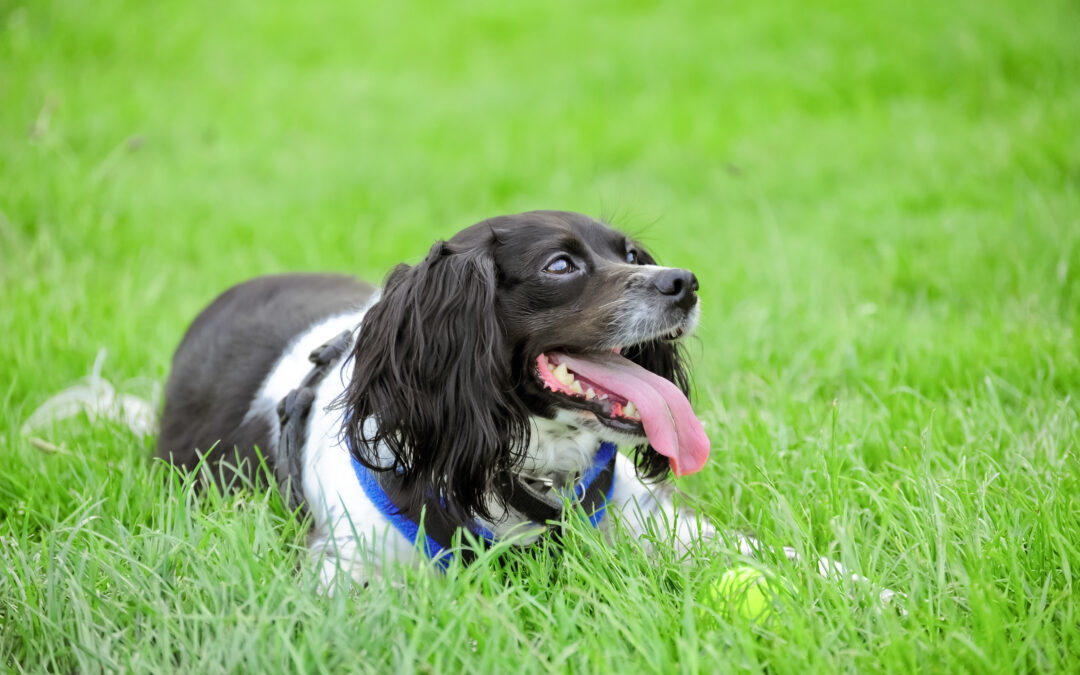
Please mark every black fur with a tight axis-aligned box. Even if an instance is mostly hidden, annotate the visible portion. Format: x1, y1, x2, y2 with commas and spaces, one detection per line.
335, 211, 696, 521
159, 211, 698, 526
337, 241, 531, 521
158, 273, 373, 477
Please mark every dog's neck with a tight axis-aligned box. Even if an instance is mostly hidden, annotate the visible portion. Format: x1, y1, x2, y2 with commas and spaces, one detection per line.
520, 413, 607, 489
473, 413, 608, 540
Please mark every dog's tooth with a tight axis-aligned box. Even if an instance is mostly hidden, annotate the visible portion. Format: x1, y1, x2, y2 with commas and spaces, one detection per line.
624, 402, 639, 419
553, 363, 574, 386
585, 388, 596, 400
599, 393, 609, 401
569, 380, 583, 395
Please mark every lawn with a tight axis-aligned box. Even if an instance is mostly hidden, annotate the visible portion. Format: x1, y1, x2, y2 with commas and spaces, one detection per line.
2, 0, 1079, 671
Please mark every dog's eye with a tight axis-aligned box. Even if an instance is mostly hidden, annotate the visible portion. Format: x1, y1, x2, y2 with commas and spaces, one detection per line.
544, 256, 576, 275
626, 249, 639, 264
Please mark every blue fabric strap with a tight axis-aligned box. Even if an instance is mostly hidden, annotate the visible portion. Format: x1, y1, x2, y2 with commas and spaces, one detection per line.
350, 442, 618, 569
350, 456, 461, 570
275, 329, 618, 570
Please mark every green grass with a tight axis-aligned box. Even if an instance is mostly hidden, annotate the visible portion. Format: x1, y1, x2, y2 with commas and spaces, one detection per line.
2, 0, 1079, 671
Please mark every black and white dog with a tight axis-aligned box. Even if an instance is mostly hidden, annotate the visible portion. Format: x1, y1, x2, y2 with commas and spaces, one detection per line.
158, 210, 897, 602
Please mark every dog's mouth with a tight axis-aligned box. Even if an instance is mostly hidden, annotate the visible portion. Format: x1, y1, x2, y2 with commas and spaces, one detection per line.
535, 351, 710, 476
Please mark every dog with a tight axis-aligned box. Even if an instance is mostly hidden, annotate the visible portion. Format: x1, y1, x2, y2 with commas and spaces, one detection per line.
158, 210, 899, 604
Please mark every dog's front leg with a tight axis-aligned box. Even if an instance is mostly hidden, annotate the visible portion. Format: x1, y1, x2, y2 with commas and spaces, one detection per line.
606, 454, 902, 609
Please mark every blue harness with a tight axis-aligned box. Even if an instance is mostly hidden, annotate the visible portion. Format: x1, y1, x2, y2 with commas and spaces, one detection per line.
276, 328, 619, 571
350, 441, 618, 570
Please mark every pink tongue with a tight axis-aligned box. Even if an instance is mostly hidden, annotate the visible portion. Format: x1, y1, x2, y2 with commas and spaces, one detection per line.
553, 353, 710, 476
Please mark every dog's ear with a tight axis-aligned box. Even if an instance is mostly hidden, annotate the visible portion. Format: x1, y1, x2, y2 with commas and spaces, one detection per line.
337, 240, 529, 520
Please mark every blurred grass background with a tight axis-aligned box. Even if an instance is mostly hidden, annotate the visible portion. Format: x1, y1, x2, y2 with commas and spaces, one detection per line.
2, 0, 1079, 671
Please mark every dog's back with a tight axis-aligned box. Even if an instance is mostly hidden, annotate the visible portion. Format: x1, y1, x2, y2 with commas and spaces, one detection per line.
158, 273, 374, 475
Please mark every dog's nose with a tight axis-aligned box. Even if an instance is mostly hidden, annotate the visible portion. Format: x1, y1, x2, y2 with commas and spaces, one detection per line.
652, 268, 699, 310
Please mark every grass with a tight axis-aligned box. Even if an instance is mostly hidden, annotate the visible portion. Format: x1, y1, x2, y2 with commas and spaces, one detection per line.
2, 0, 1079, 671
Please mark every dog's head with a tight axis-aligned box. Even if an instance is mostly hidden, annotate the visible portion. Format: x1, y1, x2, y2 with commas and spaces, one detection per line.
339, 211, 709, 519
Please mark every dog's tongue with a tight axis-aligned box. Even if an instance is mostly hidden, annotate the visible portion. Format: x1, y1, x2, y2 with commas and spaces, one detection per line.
553, 352, 710, 476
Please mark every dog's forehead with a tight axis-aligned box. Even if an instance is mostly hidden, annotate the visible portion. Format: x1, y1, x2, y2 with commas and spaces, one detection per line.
452, 211, 628, 255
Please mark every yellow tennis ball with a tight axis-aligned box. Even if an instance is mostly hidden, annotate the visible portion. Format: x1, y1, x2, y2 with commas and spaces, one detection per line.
696, 565, 782, 625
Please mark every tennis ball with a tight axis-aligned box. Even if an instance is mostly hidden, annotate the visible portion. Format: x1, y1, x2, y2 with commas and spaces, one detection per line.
696, 565, 785, 626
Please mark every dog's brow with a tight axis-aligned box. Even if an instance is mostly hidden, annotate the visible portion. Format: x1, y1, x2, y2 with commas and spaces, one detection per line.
552, 235, 587, 257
